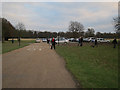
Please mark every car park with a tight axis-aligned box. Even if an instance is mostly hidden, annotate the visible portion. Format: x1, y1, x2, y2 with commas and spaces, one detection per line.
88, 37, 95, 42
97, 38, 110, 43
76, 38, 79, 42
69, 38, 78, 42
55, 38, 69, 44
42, 38, 47, 42
68, 38, 74, 42
83, 38, 89, 42
35, 38, 40, 43
71, 38, 78, 42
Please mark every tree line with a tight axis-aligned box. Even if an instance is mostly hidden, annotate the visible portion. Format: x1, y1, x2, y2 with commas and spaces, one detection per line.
1, 17, 119, 41
2, 18, 58, 41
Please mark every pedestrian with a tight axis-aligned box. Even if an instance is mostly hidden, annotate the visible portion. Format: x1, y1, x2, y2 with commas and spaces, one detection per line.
12, 38, 14, 44
47, 38, 49, 44
18, 37, 20, 46
92, 38, 97, 47
95, 38, 97, 47
51, 37, 56, 49
48, 38, 50, 44
78, 37, 81, 46
80, 36, 83, 46
112, 38, 117, 48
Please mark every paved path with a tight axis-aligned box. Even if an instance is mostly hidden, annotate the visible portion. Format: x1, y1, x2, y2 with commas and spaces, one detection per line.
3, 42, 76, 88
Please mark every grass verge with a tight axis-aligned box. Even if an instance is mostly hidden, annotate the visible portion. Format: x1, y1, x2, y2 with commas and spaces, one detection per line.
55, 44, 118, 88
2, 40, 35, 54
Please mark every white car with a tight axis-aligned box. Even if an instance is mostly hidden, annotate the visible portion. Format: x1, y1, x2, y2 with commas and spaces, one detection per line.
83, 38, 89, 42
97, 38, 110, 43
35, 38, 40, 43
55, 39, 69, 44
68, 38, 74, 42
88, 37, 95, 42
42, 38, 47, 42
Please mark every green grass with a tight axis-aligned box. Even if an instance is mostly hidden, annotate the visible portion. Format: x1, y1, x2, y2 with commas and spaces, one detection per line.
55, 44, 118, 88
2, 40, 35, 54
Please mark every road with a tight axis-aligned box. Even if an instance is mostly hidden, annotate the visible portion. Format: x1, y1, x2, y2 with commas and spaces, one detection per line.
2, 42, 76, 88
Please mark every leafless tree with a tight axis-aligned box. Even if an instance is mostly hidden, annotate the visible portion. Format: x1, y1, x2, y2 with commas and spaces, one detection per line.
69, 21, 84, 38
114, 17, 120, 33
85, 27, 95, 37
15, 22, 25, 46
16, 22, 25, 31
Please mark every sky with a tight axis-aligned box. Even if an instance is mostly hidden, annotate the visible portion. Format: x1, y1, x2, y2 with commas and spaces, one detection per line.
1, 0, 119, 2
1, 2, 118, 33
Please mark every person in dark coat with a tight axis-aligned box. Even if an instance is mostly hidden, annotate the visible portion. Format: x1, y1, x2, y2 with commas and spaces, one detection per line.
18, 37, 20, 46
80, 36, 83, 46
91, 38, 97, 48
94, 38, 98, 47
12, 38, 14, 44
51, 37, 56, 49
112, 38, 117, 48
47, 38, 50, 44
78, 37, 81, 46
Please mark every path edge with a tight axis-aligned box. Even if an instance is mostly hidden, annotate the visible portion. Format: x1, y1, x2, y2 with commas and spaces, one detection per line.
54, 50, 82, 88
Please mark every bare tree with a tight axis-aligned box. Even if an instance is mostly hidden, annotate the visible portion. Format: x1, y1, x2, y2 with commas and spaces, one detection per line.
85, 27, 95, 37
15, 22, 25, 46
16, 22, 25, 31
114, 17, 120, 33
69, 21, 84, 38
0, 18, 2, 41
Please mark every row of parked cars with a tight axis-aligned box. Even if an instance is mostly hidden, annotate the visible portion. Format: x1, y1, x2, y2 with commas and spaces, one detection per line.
65, 37, 110, 43
35, 38, 69, 43
83, 37, 110, 43
36, 37, 110, 43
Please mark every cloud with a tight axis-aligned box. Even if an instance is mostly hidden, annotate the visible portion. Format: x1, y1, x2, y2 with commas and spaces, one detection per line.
94, 24, 115, 33
2, 2, 118, 33
0, 3, 2, 17
56, 2, 117, 21
1, 0, 119, 2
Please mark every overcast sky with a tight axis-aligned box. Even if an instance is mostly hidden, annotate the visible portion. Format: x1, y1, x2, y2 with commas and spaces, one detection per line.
1, 2, 118, 33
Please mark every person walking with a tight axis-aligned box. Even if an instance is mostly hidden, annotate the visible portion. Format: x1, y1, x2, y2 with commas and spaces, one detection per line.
80, 36, 83, 46
12, 38, 14, 44
94, 38, 98, 47
112, 38, 117, 48
18, 37, 20, 46
51, 37, 56, 49
47, 38, 50, 44
78, 37, 81, 46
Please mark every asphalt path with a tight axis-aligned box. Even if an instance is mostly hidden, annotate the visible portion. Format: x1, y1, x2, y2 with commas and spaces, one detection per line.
2, 42, 76, 88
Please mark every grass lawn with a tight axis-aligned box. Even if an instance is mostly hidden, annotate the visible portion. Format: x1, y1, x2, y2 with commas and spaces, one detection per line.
2, 40, 35, 54
55, 43, 118, 88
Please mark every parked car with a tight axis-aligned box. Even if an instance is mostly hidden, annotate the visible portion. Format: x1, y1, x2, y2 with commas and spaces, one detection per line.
42, 38, 47, 42
97, 38, 110, 43
72, 38, 78, 42
69, 38, 78, 42
88, 37, 95, 42
76, 38, 79, 42
35, 38, 40, 43
55, 38, 69, 44
68, 38, 74, 42
83, 38, 89, 42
